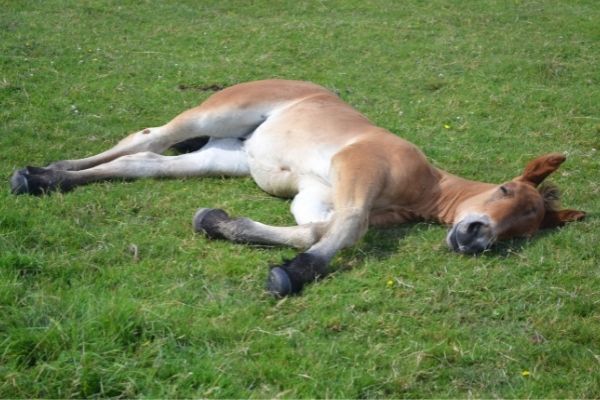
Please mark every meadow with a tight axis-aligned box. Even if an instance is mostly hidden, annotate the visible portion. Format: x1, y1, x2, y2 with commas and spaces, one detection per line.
1, 0, 599, 397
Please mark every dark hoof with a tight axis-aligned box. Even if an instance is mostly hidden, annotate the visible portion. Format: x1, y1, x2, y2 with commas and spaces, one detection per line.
266, 253, 329, 297
10, 169, 29, 195
9, 166, 70, 196
192, 208, 230, 239
266, 267, 293, 297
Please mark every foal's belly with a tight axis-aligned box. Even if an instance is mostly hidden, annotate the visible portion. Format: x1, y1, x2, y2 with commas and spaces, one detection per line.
243, 132, 338, 198
246, 153, 300, 198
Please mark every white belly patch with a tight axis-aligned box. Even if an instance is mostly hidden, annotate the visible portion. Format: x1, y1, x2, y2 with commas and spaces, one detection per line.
242, 121, 338, 198
246, 155, 299, 198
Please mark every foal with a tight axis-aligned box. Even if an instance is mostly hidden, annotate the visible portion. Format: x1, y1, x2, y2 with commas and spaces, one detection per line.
10, 79, 585, 296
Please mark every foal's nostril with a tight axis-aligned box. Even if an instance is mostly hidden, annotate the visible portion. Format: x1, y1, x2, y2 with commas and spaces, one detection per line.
466, 221, 484, 234
456, 220, 489, 245
448, 216, 493, 254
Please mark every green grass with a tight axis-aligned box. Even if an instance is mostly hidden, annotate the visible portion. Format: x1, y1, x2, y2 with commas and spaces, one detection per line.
1, 0, 599, 397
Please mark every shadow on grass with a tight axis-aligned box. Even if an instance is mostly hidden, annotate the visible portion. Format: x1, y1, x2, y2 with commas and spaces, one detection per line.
329, 214, 593, 272
331, 222, 432, 272
479, 211, 594, 258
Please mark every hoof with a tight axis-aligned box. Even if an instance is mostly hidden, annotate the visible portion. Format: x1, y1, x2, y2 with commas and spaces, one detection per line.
10, 169, 29, 195
9, 166, 70, 196
266, 267, 293, 297
266, 253, 328, 297
192, 208, 230, 239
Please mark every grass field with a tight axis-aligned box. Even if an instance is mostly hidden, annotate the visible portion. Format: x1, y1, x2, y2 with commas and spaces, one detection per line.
1, 0, 599, 397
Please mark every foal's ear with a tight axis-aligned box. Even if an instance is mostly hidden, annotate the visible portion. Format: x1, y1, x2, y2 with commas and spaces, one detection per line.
540, 209, 586, 229
516, 153, 566, 186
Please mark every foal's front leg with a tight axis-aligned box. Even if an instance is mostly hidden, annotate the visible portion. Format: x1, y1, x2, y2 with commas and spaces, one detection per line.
266, 144, 385, 296
192, 208, 330, 296
230, 205, 370, 297
194, 144, 385, 297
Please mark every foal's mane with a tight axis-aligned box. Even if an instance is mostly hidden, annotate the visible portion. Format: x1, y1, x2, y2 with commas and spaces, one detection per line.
539, 183, 561, 212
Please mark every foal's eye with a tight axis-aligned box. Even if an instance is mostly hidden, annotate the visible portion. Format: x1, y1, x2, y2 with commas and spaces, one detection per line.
499, 185, 510, 196
526, 207, 538, 216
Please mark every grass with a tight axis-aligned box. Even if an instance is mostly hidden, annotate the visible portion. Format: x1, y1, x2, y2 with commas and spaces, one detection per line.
1, 0, 599, 397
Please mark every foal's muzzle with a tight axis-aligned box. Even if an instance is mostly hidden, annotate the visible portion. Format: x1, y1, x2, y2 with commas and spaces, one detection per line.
447, 215, 494, 254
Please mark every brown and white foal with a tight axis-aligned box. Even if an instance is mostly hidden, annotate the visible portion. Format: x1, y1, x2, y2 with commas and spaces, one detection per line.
10, 80, 585, 296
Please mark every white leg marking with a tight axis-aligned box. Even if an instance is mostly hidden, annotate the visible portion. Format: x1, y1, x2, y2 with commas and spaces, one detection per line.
66, 138, 249, 183
192, 138, 250, 176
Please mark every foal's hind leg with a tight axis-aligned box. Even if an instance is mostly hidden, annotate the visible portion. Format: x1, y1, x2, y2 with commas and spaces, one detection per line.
45, 103, 266, 172
45, 123, 191, 172
11, 138, 249, 195
11, 101, 270, 194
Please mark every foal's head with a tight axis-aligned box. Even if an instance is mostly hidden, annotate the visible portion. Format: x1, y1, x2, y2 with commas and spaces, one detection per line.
447, 153, 585, 254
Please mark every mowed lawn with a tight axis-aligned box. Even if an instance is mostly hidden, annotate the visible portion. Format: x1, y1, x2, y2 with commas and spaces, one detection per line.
1, 0, 599, 397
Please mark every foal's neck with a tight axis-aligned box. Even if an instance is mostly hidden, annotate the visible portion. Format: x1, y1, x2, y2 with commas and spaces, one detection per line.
428, 170, 495, 225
